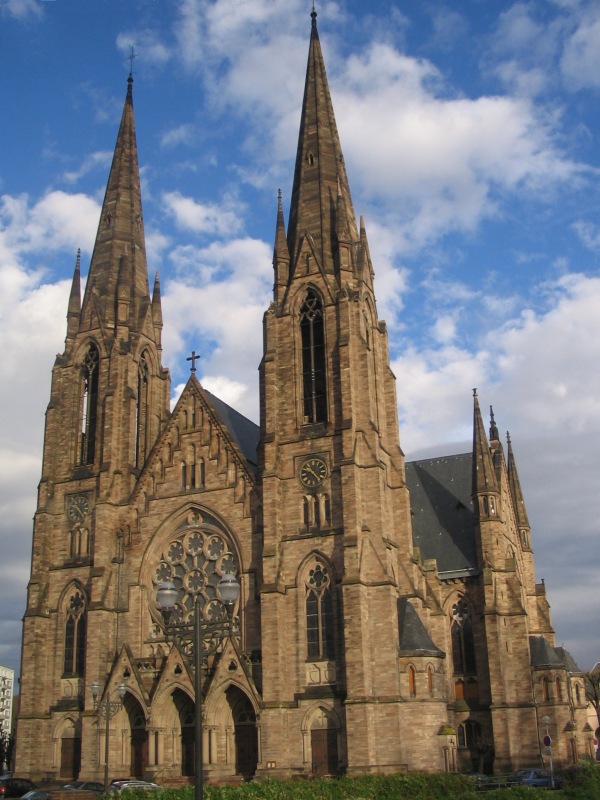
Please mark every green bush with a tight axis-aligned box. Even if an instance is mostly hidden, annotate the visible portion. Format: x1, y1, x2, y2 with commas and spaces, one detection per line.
118, 766, 600, 800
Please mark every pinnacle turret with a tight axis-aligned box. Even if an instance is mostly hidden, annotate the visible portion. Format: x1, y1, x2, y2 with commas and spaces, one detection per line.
472, 390, 500, 512
507, 431, 531, 536
65, 249, 81, 341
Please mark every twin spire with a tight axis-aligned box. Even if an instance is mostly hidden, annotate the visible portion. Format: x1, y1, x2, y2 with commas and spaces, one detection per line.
285, 9, 359, 274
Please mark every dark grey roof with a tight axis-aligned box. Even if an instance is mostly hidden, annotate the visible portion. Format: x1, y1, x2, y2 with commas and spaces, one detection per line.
555, 646, 582, 673
205, 390, 259, 471
530, 635, 569, 668
397, 597, 445, 657
406, 453, 477, 576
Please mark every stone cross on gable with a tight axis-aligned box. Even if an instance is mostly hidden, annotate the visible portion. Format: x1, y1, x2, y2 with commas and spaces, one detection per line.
187, 350, 200, 373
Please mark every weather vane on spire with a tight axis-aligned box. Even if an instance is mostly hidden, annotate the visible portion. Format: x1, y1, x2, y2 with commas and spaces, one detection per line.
127, 45, 137, 78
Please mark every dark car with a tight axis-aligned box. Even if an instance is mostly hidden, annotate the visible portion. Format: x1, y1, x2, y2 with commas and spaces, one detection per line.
106, 781, 161, 793
63, 783, 106, 794
21, 791, 50, 800
509, 768, 562, 788
0, 779, 38, 799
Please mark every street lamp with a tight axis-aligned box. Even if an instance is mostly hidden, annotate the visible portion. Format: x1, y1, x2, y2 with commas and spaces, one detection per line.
542, 715, 554, 789
91, 679, 127, 789
156, 572, 240, 800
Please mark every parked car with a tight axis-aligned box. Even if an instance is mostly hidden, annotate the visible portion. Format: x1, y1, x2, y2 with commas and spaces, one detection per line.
0, 779, 38, 799
63, 782, 106, 794
21, 791, 50, 800
106, 781, 161, 793
509, 768, 562, 788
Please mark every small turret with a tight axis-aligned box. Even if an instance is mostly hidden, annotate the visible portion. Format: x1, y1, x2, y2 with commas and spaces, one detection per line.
472, 389, 500, 521
273, 190, 290, 303
507, 431, 532, 550
65, 249, 81, 341
151, 271, 164, 350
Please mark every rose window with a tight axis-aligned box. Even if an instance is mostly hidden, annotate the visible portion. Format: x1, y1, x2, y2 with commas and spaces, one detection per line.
153, 516, 239, 624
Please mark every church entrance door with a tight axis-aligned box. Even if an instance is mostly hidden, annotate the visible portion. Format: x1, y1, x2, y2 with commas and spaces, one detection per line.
131, 728, 148, 778
226, 687, 258, 780
311, 728, 337, 776
60, 735, 81, 779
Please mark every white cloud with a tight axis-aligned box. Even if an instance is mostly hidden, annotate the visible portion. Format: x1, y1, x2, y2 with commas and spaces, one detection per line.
62, 151, 113, 185
161, 236, 272, 420
116, 30, 171, 69
0, 0, 42, 21
162, 191, 244, 237
1, 190, 100, 257
561, 8, 600, 89
160, 124, 195, 149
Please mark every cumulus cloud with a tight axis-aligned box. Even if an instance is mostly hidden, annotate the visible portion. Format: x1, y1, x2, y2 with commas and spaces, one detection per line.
162, 191, 244, 237
0, 0, 42, 21
560, 7, 600, 89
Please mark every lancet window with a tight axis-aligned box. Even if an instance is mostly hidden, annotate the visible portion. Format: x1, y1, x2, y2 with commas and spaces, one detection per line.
306, 561, 335, 660
79, 343, 99, 465
300, 290, 327, 424
451, 598, 477, 675
63, 590, 87, 677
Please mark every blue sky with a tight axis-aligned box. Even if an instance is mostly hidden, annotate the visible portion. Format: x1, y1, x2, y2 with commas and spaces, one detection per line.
1, 0, 600, 679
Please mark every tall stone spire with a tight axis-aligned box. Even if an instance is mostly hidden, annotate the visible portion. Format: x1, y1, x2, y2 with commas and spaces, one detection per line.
286, 8, 359, 273
81, 74, 150, 334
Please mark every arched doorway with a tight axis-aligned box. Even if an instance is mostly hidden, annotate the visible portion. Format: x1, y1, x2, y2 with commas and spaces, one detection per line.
123, 695, 148, 779
310, 708, 338, 777
59, 719, 81, 780
172, 689, 195, 777
226, 687, 258, 780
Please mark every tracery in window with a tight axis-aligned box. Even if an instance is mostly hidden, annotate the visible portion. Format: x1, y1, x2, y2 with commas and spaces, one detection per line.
300, 290, 327, 424
64, 590, 86, 677
79, 343, 99, 465
451, 599, 477, 675
306, 561, 334, 660
153, 512, 239, 632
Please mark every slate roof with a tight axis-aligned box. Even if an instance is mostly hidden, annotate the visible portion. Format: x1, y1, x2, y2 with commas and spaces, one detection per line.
529, 638, 582, 673
397, 597, 445, 657
204, 390, 260, 472
405, 453, 478, 578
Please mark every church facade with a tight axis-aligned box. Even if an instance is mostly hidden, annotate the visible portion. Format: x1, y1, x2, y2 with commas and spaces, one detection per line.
16, 12, 591, 785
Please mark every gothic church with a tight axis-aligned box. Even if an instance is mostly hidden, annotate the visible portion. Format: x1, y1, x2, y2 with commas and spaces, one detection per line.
16, 11, 589, 785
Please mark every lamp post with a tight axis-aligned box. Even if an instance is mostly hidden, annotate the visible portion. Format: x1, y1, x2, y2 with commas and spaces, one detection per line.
542, 715, 554, 789
156, 572, 240, 800
91, 680, 127, 790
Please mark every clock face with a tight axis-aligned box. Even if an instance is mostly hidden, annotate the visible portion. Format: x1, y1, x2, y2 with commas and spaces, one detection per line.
68, 495, 90, 523
299, 457, 328, 488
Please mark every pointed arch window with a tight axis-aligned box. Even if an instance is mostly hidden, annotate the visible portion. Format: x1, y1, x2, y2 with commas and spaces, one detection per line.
451, 599, 477, 675
79, 343, 99, 465
63, 590, 87, 677
135, 352, 149, 468
300, 290, 327, 424
542, 676, 550, 701
427, 665, 434, 696
306, 562, 335, 660
408, 665, 416, 697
